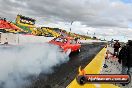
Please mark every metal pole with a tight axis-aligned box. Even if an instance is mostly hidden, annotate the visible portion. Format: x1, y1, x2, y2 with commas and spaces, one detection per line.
70, 21, 73, 32
69, 21, 73, 36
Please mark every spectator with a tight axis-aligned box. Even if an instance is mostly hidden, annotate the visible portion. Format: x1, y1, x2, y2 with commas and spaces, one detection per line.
110, 38, 114, 47
75, 38, 78, 43
4, 38, 8, 45
3, 18, 6, 21
113, 40, 121, 57
75, 37, 80, 43
118, 40, 132, 75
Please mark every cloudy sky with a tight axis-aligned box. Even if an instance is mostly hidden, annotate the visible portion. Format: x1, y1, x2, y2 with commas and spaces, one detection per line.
0, 0, 132, 42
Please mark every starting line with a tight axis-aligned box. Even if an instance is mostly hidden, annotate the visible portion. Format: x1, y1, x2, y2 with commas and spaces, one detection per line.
67, 47, 120, 88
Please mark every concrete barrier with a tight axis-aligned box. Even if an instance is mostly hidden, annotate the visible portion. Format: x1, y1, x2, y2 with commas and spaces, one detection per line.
0, 33, 54, 45
80, 40, 107, 43
18, 34, 54, 44
0, 33, 17, 44
0, 33, 106, 45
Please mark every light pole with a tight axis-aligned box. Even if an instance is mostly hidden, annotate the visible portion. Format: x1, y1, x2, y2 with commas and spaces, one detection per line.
69, 21, 73, 35
70, 21, 74, 32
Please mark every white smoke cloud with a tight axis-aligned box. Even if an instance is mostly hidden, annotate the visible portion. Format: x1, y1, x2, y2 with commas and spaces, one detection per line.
0, 43, 69, 88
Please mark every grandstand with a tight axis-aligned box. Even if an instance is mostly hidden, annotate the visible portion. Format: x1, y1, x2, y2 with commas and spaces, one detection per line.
52, 28, 68, 36
31, 27, 54, 37
0, 16, 92, 39
52, 28, 92, 40
41, 27, 60, 37
13, 23, 31, 33
0, 18, 22, 33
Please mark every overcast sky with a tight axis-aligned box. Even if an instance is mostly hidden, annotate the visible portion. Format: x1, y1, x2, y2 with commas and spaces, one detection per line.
0, 0, 132, 42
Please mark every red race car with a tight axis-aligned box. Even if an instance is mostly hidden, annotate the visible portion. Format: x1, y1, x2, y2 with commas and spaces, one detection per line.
49, 37, 81, 53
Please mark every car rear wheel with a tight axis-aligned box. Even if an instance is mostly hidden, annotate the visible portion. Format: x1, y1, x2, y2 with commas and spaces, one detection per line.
78, 49, 81, 52
76, 49, 80, 53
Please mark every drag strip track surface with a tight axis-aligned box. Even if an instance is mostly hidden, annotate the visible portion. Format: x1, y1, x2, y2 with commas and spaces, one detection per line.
28, 43, 106, 88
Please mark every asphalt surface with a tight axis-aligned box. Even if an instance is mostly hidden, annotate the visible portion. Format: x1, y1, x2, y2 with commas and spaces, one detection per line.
27, 43, 106, 88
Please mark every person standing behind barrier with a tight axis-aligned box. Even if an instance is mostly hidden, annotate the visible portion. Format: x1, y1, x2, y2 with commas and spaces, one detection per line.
110, 38, 114, 47
4, 38, 8, 45
118, 40, 132, 75
75, 37, 80, 43
113, 40, 121, 57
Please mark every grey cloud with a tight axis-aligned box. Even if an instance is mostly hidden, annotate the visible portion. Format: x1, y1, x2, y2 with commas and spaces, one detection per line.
0, 0, 132, 28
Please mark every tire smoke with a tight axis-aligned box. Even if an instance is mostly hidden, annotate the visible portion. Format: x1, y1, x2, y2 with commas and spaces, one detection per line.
0, 43, 69, 88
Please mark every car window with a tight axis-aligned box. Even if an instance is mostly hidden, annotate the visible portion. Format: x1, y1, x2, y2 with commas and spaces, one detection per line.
54, 38, 67, 43
55, 38, 63, 42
